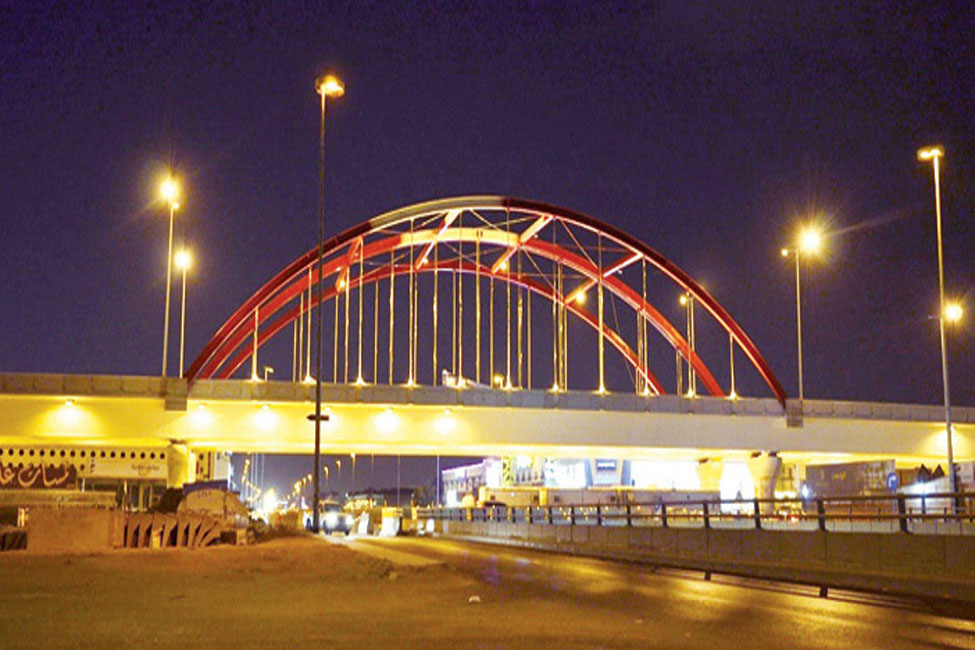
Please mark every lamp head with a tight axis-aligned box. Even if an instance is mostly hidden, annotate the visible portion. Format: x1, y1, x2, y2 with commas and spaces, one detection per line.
160, 178, 179, 204
798, 228, 822, 255
174, 250, 192, 271
917, 145, 945, 162
317, 74, 345, 98
944, 302, 963, 324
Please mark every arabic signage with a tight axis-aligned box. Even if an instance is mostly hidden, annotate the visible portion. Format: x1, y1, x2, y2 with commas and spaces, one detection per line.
0, 464, 77, 490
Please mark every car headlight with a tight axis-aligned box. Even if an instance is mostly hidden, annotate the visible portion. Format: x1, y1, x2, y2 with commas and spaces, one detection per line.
324, 512, 339, 527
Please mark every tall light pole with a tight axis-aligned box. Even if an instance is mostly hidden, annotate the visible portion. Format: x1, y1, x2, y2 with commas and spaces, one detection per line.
160, 178, 180, 377
679, 293, 696, 396
918, 144, 957, 493
312, 73, 345, 533
781, 227, 822, 402
174, 250, 192, 377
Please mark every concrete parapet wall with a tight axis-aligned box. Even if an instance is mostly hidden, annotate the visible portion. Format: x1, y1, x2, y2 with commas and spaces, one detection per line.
439, 521, 975, 602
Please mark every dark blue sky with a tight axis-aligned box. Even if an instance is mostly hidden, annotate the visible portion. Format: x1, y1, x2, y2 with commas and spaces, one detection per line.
2, 2, 973, 490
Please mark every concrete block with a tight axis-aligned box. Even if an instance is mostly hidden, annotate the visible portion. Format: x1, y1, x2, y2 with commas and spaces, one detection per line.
2, 374, 33, 393
944, 535, 975, 578
36, 374, 64, 393
536, 525, 557, 543
648, 395, 681, 413
63, 375, 93, 394
410, 387, 454, 405
879, 534, 945, 576
693, 397, 733, 416
600, 393, 646, 413
739, 529, 778, 562
826, 532, 881, 571
570, 525, 589, 545
27, 507, 123, 553
588, 526, 608, 547
91, 375, 123, 394
707, 529, 742, 560
367, 385, 407, 405
627, 527, 652, 549
555, 526, 572, 544
560, 392, 600, 411
678, 528, 708, 559
604, 527, 628, 548
212, 381, 245, 399
650, 527, 680, 555
775, 531, 827, 565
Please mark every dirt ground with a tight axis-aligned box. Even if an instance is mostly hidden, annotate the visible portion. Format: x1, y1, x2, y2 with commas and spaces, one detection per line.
0, 535, 655, 649
3, 534, 973, 649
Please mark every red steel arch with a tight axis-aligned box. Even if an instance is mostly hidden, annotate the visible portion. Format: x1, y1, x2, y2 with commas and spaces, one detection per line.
186, 196, 787, 404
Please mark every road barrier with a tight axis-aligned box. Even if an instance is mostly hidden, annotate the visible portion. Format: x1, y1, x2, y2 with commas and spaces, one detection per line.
421, 492, 975, 536
417, 493, 975, 602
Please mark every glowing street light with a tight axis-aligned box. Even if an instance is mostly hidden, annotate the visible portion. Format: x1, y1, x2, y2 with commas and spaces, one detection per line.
918, 144, 957, 493
312, 72, 345, 533
944, 302, 963, 324
160, 176, 180, 377
781, 225, 823, 402
174, 250, 192, 377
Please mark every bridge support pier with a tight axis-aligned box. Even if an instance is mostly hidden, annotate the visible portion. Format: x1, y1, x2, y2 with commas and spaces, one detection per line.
166, 442, 195, 489
746, 453, 781, 511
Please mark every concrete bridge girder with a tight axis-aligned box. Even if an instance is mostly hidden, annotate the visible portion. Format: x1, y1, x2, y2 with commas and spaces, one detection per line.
1, 375, 972, 467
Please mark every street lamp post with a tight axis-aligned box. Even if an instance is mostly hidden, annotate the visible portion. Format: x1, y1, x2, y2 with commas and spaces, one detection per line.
918, 145, 957, 494
781, 228, 822, 402
312, 73, 345, 533
174, 250, 192, 377
263, 366, 274, 382
160, 178, 179, 377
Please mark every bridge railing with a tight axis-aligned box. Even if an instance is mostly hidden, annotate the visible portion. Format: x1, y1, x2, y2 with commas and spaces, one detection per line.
418, 492, 975, 536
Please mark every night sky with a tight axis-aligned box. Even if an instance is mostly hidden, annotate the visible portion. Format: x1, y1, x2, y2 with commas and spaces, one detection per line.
2, 2, 973, 495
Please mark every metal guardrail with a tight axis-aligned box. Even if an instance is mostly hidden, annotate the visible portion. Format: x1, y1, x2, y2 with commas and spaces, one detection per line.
418, 492, 975, 535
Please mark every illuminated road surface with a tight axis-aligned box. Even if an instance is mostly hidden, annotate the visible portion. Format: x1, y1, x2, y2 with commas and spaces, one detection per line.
334, 535, 975, 648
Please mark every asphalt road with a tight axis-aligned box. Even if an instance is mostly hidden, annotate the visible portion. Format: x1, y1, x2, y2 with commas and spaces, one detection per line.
333, 535, 975, 648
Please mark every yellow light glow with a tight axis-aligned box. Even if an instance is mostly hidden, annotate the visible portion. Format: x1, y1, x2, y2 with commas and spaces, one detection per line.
493, 374, 504, 387
799, 228, 822, 254
574, 292, 586, 305
160, 178, 179, 203
338, 279, 346, 290
781, 248, 790, 257
917, 145, 944, 162
303, 373, 315, 384
679, 294, 688, 306
174, 250, 192, 271
376, 408, 398, 433
354, 375, 366, 386
317, 74, 345, 98
944, 302, 963, 323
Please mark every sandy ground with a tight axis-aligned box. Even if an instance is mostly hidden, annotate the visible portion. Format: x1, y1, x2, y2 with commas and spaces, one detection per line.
1, 534, 973, 649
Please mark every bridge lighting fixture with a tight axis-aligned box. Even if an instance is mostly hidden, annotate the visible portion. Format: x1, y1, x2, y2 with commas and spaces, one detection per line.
679, 294, 688, 306
263, 366, 274, 381
944, 302, 963, 324
498, 260, 508, 272
575, 292, 587, 305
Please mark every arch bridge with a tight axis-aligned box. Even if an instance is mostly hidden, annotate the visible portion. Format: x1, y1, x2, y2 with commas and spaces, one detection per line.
187, 196, 786, 405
